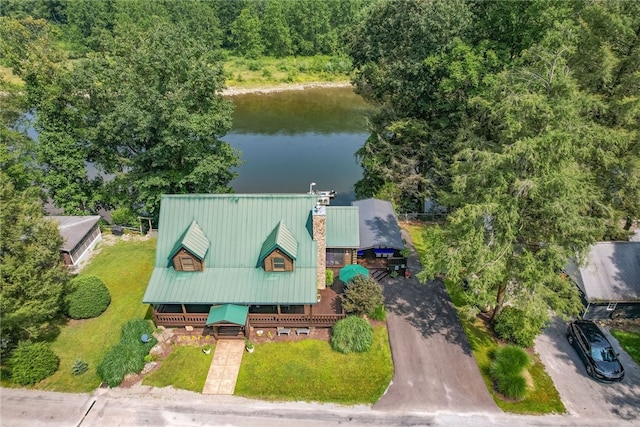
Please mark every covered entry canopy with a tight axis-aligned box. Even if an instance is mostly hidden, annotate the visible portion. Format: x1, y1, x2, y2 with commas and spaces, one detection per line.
206, 304, 249, 326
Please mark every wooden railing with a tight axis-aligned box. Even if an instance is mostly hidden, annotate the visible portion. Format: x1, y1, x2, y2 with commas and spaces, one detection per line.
152, 310, 344, 328
152, 312, 208, 327
247, 313, 345, 328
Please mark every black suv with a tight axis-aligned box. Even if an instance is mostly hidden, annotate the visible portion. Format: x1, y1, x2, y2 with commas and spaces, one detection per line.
566, 320, 625, 382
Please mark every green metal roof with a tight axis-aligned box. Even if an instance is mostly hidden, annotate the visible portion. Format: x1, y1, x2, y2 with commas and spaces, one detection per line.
206, 304, 249, 326
178, 220, 209, 260
326, 207, 360, 248
258, 220, 298, 264
144, 194, 320, 305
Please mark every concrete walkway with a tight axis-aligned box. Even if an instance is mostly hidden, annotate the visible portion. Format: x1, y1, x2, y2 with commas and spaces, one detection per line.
202, 339, 245, 395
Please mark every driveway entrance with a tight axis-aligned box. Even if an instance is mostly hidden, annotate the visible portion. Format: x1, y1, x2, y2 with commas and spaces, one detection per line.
374, 228, 499, 413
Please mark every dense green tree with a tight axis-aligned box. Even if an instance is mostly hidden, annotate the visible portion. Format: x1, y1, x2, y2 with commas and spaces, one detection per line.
419, 27, 622, 332
0, 175, 68, 355
261, 0, 292, 57
231, 7, 264, 58
74, 20, 240, 218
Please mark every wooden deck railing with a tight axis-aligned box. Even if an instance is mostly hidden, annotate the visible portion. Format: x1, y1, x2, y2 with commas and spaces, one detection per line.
152, 311, 344, 328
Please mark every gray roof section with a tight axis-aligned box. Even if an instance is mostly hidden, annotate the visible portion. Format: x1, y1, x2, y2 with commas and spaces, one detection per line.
572, 242, 640, 301
352, 198, 404, 250
47, 216, 101, 251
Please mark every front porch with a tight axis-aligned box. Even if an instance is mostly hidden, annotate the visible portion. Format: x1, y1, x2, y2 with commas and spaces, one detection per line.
151, 284, 345, 330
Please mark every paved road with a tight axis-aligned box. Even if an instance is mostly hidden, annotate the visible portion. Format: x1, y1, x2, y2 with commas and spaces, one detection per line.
373, 228, 499, 413
536, 318, 640, 422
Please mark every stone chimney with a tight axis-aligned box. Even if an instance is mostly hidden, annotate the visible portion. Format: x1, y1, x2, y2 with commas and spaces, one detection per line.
312, 203, 327, 289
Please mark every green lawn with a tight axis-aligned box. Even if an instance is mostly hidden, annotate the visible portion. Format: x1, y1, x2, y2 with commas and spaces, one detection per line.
143, 345, 213, 392
37, 238, 156, 392
611, 329, 640, 366
403, 223, 565, 414
235, 326, 393, 404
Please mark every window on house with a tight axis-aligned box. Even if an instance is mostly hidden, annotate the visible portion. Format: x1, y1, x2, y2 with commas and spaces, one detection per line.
326, 249, 348, 266
606, 302, 617, 311
272, 257, 286, 271
180, 256, 195, 271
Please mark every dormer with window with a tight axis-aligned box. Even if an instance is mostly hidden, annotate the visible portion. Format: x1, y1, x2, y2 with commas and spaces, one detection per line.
171, 221, 209, 272
258, 220, 297, 272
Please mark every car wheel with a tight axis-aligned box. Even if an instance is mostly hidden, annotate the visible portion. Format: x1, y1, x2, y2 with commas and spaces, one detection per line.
567, 335, 574, 345
586, 365, 594, 377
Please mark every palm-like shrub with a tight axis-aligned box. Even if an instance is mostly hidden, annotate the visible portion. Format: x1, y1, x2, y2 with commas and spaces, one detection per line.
72, 358, 89, 376
341, 275, 384, 316
65, 275, 111, 319
490, 345, 530, 400
330, 315, 373, 354
8, 341, 59, 385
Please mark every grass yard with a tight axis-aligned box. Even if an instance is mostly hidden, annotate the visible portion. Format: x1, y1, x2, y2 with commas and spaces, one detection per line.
143, 345, 213, 392
403, 223, 565, 414
611, 329, 640, 365
37, 237, 156, 392
235, 326, 393, 404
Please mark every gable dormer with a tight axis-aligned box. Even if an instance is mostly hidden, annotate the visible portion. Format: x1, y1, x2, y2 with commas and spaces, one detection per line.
258, 220, 298, 272
172, 221, 209, 272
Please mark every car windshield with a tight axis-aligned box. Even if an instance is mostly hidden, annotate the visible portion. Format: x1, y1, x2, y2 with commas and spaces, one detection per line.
591, 346, 617, 362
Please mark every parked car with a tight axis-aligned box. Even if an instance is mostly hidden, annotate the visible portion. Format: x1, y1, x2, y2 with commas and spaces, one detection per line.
566, 320, 625, 382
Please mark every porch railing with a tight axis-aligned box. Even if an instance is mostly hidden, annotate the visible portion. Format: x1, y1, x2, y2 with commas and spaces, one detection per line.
152, 311, 345, 328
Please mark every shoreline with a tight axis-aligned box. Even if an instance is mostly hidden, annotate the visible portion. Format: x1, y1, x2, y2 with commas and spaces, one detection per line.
222, 81, 352, 96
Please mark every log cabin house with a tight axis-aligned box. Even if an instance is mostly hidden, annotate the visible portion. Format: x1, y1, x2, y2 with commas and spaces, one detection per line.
143, 194, 359, 338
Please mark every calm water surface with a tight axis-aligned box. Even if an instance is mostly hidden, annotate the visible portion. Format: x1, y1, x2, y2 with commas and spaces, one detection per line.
225, 87, 373, 205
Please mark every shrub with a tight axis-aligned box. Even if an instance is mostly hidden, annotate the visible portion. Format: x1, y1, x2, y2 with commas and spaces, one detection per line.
325, 269, 334, 286
97, 342, 146, 387
110, 207, 138, 227
330, 316, 373, 354
72, 358, 89, 376
494, 306, 548, 347
341, 275, 384, 316
490, 345, 530, 401
369, 304, 387, 321
65, 275, 111, 319
8, 342, 59, 385
97, 319, 156, 387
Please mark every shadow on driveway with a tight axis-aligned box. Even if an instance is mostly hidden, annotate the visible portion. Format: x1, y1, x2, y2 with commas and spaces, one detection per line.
374, 228, 499, 413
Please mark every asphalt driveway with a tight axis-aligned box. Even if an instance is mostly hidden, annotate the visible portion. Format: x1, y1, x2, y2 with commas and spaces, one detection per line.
373, 228, 499, 413
535, 318, 640, 421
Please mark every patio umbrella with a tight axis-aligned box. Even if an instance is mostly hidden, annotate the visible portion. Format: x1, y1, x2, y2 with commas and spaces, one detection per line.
339, 264, 369, 283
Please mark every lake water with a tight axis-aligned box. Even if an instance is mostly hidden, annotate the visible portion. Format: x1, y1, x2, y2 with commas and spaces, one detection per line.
225, 87, 372, 206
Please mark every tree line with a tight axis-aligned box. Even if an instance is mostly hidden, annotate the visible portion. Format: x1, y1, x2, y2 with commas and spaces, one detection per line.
1, 0, 372, 58
349, 0, 640, 344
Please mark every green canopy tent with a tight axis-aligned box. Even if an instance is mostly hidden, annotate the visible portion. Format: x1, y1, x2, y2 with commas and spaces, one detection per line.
339, 264, 369, 283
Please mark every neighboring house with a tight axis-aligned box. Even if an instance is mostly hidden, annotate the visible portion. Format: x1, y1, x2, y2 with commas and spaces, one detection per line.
566, 241, 640, 320
143, 194, 359, 337
47, 216, 102, 268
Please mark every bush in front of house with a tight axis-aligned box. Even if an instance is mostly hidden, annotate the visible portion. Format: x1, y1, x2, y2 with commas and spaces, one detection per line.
97, 319, 156, 387
325, 269, 334, 286
8, 341, 59, 385
330, 315, 373, 354
369, 304, 387, 321
65, 275, 111, 319
97, 342, 146, 387
494, 306, 547, 348
490, 345, 530, 400
341, 275, 384, 316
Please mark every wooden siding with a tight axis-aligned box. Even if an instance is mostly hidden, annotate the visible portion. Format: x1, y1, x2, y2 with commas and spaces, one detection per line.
263, 249, 294, 272
172, 248, 204, 271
